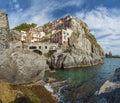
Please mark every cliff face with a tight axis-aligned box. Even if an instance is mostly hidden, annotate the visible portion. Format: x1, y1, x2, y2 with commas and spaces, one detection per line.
0, 11, 10, 51
47, 16, 104, 69
68, 18, 104, 57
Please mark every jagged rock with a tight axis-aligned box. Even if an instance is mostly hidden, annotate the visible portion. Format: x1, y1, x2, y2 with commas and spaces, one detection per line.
0, 41, 48, 84
97, 67, 120, 103
48, 47, 103, 69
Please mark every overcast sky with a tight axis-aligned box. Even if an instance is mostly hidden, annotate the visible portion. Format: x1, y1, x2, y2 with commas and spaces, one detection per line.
0, 0, 120, 55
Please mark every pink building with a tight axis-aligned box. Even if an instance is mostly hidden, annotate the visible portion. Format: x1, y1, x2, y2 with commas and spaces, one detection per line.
51, 29, 73, 45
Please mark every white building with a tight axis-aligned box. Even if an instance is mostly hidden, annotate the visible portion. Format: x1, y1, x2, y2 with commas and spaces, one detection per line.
62, 28, 73, 44
30, 27, 45, 42
21, 30, 27, 42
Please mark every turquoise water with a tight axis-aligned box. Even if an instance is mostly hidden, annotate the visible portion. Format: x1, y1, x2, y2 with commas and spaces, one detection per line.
45, 58, 120, 102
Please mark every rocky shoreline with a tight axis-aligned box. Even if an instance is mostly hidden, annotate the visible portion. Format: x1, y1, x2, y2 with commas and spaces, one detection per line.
47, 48, 104, 69
97, 67, 120, 103
63, 61, 103, 69
0, 11, 106, 103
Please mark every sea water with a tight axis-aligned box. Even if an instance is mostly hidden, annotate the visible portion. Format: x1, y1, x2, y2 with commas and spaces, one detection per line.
44, 58, 120, 103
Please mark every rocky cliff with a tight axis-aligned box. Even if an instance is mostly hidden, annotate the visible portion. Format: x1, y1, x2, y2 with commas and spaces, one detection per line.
97, 67, 120, 103
47, 16, 104, 69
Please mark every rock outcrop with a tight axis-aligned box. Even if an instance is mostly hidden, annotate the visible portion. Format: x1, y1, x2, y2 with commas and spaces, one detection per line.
0, 11, 47, 84
97, 67, 120, 103
0, 41, 48, 84
0, 11, 10, 51
47, 16, 104, 69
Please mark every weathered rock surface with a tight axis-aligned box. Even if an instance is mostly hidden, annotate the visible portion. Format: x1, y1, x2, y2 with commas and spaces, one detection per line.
48, 47, 103, 69
47, 17, 104, 69
0, 11, 10, 51
0, 41, 48, 84
97, 67, 120, 103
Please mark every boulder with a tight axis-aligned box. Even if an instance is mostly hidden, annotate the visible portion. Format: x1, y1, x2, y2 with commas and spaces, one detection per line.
0, 41, 48, 84
97, 67, 120, 103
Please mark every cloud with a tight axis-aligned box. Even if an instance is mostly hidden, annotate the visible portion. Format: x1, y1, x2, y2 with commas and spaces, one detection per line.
75, 7, 120, 55
14, 4, 20, 9
13, 0, 17, 3
8, 0, 83, 28
7, 0, 22, 12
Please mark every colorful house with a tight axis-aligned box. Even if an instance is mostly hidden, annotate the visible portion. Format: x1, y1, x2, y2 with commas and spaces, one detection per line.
51, 28, 73, 45
29, 26, 45, 42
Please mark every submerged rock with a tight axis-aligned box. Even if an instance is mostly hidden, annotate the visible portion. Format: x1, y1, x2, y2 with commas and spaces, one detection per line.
46, 77, 57, 83
97, 67, 120, 103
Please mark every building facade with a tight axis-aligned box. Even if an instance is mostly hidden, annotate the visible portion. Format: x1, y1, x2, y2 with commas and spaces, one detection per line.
21, 30, 27, 42
29, 26, 45, 42
51, 28, 73, 45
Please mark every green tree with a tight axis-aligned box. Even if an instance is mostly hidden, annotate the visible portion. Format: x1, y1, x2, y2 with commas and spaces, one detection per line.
13, 23, 37, 32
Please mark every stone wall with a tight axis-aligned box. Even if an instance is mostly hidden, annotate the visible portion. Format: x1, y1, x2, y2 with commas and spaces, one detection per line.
0, 11, 10, 51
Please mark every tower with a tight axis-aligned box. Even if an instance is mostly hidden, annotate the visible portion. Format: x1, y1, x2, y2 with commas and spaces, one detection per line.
0, 11, 10, 51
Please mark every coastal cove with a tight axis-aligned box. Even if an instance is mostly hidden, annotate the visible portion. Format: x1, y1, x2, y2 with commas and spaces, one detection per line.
0, 0, 120, 102
44, 58, 120, 103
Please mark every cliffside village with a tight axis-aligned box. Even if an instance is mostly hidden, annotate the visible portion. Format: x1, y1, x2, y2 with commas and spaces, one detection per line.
11, 15, 74, 54
12, 15, 73, 44
0, 11, 90, 54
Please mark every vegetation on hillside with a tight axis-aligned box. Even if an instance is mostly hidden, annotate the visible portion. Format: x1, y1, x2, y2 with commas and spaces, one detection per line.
13, 23, 37, 32
44, 50, 55, 58
85, 33, 101, 48
10, 33, 20, 41
82, 25, 101, 49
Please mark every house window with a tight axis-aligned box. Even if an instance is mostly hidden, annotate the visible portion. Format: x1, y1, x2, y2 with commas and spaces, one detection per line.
45, 46, 47, 49
29, 46, 36, 49
64, 36, 66, 39
39, 46, 41, 49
